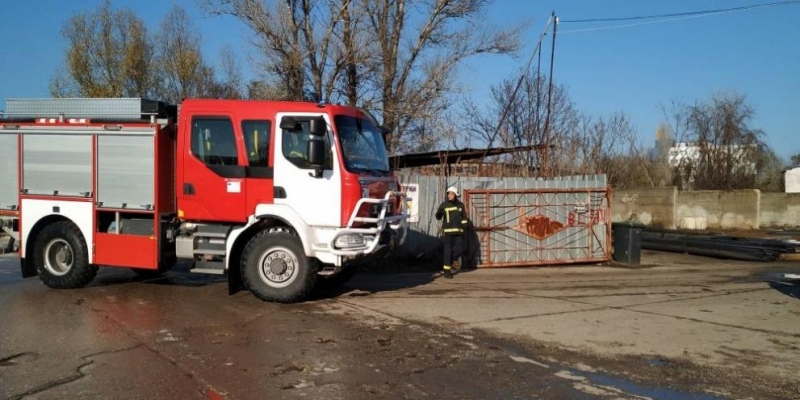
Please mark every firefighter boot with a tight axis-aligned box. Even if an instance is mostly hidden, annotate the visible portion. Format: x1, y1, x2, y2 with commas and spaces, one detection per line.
443, 267, 453, 279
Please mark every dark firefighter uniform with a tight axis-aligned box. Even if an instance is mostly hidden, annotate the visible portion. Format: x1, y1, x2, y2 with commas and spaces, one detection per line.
435, 187, 468, 278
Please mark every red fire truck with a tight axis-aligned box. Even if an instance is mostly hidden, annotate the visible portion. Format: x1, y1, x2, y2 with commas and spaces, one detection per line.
0, 98, 408, 302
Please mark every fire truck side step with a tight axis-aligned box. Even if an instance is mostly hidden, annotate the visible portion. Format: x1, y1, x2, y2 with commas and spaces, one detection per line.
193, 241, 226, 255
195, 225, 230, 237
192, 260, 225, 275
195, 249, 226, 256
196, 231, 226, 238
192, 268, 225, 275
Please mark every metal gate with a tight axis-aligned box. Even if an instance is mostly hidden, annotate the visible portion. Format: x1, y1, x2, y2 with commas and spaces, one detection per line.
463, 188, 611, 267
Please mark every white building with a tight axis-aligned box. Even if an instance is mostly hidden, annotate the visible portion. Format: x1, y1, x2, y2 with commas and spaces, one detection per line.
785, 167, 800, 193
667, 142, 698, 168
667, 142, 757, 173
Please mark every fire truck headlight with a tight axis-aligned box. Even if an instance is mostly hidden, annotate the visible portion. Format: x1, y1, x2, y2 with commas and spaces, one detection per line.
335, 234, 366, 249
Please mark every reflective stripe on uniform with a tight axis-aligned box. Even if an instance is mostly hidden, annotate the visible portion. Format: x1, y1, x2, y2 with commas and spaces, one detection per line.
443, 265, 451, 270
443, 228, 463, 233
444, 206, 459, 223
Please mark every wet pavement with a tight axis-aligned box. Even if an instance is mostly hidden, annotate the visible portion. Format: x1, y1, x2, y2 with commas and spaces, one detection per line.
1, 252, 799, 399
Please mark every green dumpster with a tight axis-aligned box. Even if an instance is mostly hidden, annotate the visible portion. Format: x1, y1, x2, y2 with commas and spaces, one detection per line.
612, 222, 644, 265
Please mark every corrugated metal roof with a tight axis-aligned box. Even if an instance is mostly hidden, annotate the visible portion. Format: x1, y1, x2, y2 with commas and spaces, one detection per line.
389, 144, 549, 169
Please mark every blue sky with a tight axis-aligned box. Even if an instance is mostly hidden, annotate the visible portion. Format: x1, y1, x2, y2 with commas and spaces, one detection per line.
1, 0, 798, 159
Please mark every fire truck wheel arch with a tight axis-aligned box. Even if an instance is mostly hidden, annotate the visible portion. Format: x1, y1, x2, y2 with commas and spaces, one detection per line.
249, 204, 344, 267
251, 204, 314, 250
240, 230, 317, 303
31, 220, 98, 288
21, 199, 95, 263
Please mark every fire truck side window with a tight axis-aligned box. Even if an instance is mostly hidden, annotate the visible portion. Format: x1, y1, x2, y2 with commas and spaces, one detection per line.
242, 120, 271, 167
191, 118, 239, 166
281, 120, 332, 169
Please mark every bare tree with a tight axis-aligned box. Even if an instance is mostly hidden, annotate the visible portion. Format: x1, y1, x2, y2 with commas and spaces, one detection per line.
756, 148, 786, 192
363, 0, 523, 152
570, 112, 655, 188
672, 93, 765, 190
462, 71, 578, 175
634, 123, 676, 188
51, 0, 155, 98
200, 0, 351, 102
52, 2, 242, 104
209, 46, 245, 99
201, 0, 523, 153
790, 152, 800, 168
245, 79, 288, 100
153, 5, 218, 103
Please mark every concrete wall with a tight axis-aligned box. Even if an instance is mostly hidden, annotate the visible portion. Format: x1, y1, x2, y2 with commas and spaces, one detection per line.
760, 193, 800, 228
610, 188, 800, 230
675, 190, 760, 230
612, 187, 677, 229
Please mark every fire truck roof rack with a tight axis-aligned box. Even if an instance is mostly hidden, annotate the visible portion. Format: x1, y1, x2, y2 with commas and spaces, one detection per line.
4, 98, 176, 121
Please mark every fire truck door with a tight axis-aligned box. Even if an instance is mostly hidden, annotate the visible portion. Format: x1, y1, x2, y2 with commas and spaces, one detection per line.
240, 119, 274, 214
181, 116, 247, 222
273, 114, 341, 227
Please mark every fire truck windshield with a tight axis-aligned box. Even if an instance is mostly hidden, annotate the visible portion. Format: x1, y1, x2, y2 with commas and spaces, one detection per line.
334, 115, 390, 173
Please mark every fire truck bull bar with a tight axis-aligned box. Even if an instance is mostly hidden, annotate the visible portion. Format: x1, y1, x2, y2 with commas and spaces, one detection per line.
327, 191, 409, 257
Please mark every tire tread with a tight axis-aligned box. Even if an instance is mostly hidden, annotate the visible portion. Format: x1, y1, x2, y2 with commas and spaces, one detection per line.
241, 231, 316, 303
34, 221, 98, 289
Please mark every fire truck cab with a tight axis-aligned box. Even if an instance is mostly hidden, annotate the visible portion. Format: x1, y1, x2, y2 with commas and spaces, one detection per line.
0, 98, 408, 303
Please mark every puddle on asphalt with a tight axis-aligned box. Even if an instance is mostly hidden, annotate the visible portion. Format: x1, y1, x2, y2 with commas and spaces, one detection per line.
573, 369, 720, 400
646, 358, 669, 367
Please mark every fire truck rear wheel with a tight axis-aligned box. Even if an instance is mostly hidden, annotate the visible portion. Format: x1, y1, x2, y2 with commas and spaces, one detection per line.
33, 221, 98, 289
241, 231, 317, 303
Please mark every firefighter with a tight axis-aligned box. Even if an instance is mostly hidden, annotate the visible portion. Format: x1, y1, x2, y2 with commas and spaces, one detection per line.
435, 186, 468, 279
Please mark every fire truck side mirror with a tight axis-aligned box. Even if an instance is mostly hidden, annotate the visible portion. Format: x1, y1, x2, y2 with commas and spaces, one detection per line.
280, 117, 298, 131
307, 138, 326, 168
309, 117, 326, 137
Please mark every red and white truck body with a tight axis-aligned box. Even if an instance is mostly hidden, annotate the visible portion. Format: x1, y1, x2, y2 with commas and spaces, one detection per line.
0, 98, 407, 302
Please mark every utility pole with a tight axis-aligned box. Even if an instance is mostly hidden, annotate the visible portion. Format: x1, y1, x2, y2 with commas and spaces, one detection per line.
542, 11, 558, 177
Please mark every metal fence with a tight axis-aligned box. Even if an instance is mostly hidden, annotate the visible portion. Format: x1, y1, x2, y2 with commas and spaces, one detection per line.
396, 174, 611, 267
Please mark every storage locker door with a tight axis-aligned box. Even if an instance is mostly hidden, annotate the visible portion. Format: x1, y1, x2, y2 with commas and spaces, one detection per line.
97, 135, 155, 210
0, 134, 18, 210
22, 134, 92, 197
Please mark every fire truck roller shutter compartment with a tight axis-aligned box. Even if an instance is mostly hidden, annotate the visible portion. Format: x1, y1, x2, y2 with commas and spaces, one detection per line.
0, 133, 18, 210
97, 132, 155, 210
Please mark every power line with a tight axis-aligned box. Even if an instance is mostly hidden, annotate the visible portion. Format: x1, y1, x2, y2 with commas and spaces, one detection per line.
560, 13, 737, 34
560, 0, 800, 24
479, 15, 555, 163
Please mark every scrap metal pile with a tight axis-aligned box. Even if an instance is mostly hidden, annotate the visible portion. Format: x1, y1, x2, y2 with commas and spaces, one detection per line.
641, 228, 799, 262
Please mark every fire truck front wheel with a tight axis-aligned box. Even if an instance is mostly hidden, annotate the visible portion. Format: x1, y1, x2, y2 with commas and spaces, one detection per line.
241, 231, 317, 303
32, 221, 98, 289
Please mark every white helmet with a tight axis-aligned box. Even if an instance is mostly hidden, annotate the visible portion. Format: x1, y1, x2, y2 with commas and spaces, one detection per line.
446, 186, 459, 197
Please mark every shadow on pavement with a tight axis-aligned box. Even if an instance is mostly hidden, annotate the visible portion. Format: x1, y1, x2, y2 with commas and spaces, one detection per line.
310, 251, 481, 300
767, 281, 799, 299
88, 263, 227, 289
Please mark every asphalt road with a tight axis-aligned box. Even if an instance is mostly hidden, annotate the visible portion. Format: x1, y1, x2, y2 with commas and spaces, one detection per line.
1, 252, 799, 400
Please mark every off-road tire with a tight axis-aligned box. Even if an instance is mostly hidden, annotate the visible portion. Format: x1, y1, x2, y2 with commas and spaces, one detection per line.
241, 231, 316, 303
33, 221, 98, 288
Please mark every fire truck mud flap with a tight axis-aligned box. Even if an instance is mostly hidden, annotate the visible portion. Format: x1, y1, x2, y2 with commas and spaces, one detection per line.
20, 258, 37, 278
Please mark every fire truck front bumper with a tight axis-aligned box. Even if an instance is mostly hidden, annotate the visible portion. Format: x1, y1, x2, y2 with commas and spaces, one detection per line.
326, 191, 409, 258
